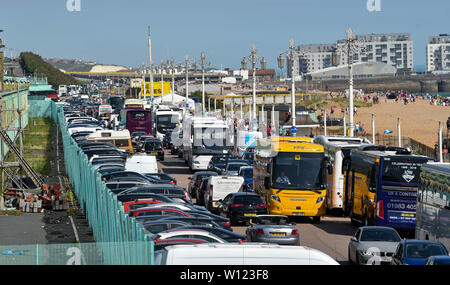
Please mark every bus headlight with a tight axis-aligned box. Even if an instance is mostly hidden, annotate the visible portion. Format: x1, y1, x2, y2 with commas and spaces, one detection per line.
271, 195, 281, 203
316, 196, 325, 204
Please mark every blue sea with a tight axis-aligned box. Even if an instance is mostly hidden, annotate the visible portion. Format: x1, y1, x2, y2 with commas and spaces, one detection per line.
420, 92, 450, 98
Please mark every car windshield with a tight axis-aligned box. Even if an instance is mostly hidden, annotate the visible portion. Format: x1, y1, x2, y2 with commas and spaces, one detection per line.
272, 152, 326, 190
360, 229, 400, 242
227, 163, 247, 171
405, 243, 447, 258
241, 168, 253, 178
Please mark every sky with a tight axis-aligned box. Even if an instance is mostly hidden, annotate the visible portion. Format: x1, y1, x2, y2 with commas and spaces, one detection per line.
1, 0, 449, 72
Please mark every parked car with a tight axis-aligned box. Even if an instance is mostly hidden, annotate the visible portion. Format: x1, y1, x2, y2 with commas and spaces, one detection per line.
116, 193, 177, 203
154, 243, 340, 265
182, 209, 232, 231
143, 220, 191, 234
391, 240, 449, 265
129, 207, 192, 218
425, 255, 450, 265
83, 148, 127, 160
204, 176, 244, 213
153, 238, 206, 251
105, 181, 151, 194
155, 217, 223, 229
122, 199, 163, 213
144, 173, 177, 185
175, 225, 246, 243
218, 192, 267, 226
151, 229, 228, 244
118, 184, 190, 201
187, 171, 218, 198
125, 154, 158, 174
101, 171, 154, 183
135, 135, 153, 152
348, 226, 401, 265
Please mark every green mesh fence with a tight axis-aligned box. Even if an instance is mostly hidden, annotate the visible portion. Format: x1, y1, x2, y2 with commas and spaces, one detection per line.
1, 101, 154, 265
0, 242, 151, 265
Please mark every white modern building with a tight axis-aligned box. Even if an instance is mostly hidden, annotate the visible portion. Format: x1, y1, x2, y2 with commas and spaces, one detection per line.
290, 33, 414, 76
426, 34, 450, 73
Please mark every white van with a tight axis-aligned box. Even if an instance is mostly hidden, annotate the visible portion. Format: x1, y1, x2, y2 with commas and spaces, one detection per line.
154, 243, 340, 265
125, 153, 158, 174
205, 176, 244, 213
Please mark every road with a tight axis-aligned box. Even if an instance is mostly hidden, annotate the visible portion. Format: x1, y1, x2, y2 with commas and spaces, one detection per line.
158, 151, 357, 264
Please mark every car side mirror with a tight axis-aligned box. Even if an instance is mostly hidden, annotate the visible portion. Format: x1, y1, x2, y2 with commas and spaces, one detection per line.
351, 236, 358, 242
218, 199, 223, 203
188, 177, 192, 180
327, 163, 333, 175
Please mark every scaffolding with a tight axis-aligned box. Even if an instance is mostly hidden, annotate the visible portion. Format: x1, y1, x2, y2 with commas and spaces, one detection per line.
0, 85, 43, 193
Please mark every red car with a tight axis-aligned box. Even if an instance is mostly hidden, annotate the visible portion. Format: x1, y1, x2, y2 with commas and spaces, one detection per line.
128, 207, 192, 218
122, 199, 163, 213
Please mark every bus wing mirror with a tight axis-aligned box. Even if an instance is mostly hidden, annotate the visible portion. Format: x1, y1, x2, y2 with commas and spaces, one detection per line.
264, 177, 270, 188
327, 163, 333, 175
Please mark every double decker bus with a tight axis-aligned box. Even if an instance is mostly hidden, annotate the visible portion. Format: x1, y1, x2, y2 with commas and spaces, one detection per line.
416, 163, 450, 250
343, 145, 433, 232
313, 136, 372, 214
253, 136, 327, 223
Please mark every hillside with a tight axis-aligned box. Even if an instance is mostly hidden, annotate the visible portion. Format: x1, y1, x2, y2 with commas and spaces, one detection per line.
20, 52, 82, 87
46, 58, 128, 73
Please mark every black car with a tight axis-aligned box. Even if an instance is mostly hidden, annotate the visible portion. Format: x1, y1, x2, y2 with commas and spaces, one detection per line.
143, 173, 177, 185
218, 192, 267, 226
143, 139, 164, 161
116, 193, 177, 203
83, 148, 127, 159
105, 181, 152, 194
241, 152, 255, 165
118, 184, 190, 200
181, 210, 231, 231
207, 156, 231, 174
101, 171, 155, 183
136, 135, 154, 152
196, 177, 210, 206
187, 171, 218, 198
175, 225, 245, 242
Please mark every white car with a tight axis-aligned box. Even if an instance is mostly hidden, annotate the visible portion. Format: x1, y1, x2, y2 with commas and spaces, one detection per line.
153, 229, 227, 244
154, 243, 340, 265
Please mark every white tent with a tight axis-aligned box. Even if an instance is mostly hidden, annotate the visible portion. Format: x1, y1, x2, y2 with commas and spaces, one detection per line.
153, 93, 196, 111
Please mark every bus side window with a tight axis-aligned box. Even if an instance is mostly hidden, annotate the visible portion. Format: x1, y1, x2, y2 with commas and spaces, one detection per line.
368, 165, 377, 193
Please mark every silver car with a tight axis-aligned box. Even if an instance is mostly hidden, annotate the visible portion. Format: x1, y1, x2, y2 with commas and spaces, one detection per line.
245, 215, 300, 246
348, 226, 401, 265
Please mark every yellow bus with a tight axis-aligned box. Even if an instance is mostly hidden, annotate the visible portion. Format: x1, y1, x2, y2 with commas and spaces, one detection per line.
253, 136, 327, 223
86, 130, 134, 154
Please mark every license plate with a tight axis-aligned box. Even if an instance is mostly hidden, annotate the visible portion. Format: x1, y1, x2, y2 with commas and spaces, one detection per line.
244, 213, 257, 217
213, 202, 219, 207
151, 152, 158, 155
271, 232, 286, 237
292, 212, 304, 216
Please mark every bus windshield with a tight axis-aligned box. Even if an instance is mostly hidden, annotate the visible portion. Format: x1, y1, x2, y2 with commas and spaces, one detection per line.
272, 152, 325, 190
382, 159, 428, 184
157, 114, 180, 134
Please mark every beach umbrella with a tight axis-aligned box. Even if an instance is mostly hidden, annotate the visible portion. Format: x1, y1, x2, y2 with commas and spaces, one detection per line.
384, 129, 393, 134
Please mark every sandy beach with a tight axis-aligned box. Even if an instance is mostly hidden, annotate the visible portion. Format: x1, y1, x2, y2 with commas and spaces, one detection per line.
325, 97, 450, 147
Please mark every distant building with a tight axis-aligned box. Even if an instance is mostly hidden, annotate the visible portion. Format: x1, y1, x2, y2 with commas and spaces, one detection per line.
426, 34, 450, 73
289, 32, 414, 77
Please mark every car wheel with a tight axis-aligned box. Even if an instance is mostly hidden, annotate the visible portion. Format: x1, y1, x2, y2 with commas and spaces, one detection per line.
356, 253, 361, 265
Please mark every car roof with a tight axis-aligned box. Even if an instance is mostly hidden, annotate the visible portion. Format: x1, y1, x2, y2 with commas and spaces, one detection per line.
402, 239, 446, 245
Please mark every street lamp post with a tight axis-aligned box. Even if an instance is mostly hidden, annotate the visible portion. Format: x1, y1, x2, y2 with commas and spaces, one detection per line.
337, 28, 365, 137
278, 38, 301, 135
184, 55, 190, 115
167, 58, 177, 105
198, 51, 210, 115
160, 59, 165, 99
242, 45, 265, 131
